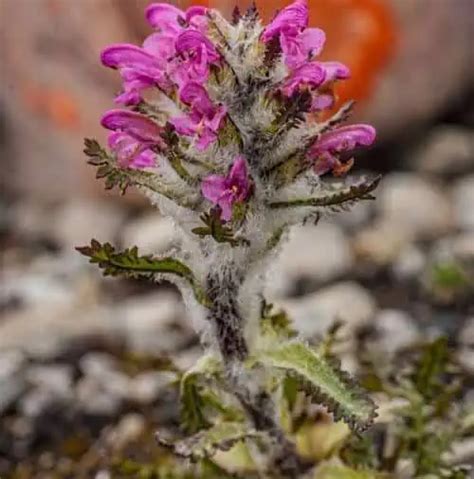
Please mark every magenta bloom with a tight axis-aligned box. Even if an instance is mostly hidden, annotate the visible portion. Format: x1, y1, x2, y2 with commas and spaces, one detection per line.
262, 0, 309, 42
201, 157, 251, 221
101, 110, 166, 148
101, 42, 174, 105
108, 132, 156, 169
309, 124, 376, 175
280, 62, 326, 97
146, 3, 208, 34
170, 82, 227, 151
169, 30, 221, 87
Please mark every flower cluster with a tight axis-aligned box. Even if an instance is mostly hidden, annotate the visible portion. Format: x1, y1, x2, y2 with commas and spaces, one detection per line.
98, 0, 375, 221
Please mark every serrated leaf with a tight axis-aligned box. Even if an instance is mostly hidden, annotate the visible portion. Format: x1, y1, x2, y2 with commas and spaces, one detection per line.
256, 341, 377, 432
269, 175, 381, 210
76, 240, 211, 307
180, 354, 239, 433
156, 422, 260, 462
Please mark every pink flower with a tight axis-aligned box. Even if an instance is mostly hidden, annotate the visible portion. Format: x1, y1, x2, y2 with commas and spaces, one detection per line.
146, 3, 208, 35
280, 63, 326, 97
279, 28, 326, 69
170, 30, 221, 87
201, 156, 251, 221
108, 132, 156, 169
101, 42, 173, 105
170, 82, 227, 151
309, 124, 376, 175
101, 109, 166, 148
262, 0, 309, 42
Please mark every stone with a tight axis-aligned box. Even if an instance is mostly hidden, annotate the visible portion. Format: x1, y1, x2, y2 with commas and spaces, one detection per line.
26, 364, 73, 397
392, 244, 426, 279
128, 371, 174, 404
279, 282, 377, 340
457, 348, 474, 375
459, 317, 474, 346
268, 223, 353, 298
354, 220, 413, 265
117, 292, 190, 354
373, 309, 420, 354
414, 126, 474, 175
75, 376, 123, 416
377, 173, 453, 238
106, 413, 146, 450
452, 175, 474, 231
19, 389, 57, 418
120, 213, 180, 255
0, 350, 27, 414
50, 199, 127, 252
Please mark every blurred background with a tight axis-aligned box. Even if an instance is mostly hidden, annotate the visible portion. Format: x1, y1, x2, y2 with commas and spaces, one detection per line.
1, 0, 473, 477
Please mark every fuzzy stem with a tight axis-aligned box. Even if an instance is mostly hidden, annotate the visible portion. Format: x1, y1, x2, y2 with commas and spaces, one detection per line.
206, 267, 312, 478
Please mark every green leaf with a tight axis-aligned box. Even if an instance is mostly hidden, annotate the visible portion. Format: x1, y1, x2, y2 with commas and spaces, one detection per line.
256, 341, 377, 432
260, 300, 297, 341
156, 422, 260, 462
268, 175, 381, 211
180, 355, 233, 433
76, 240, 211, 307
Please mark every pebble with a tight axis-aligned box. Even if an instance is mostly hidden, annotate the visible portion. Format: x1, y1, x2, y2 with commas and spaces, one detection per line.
128, 371, 174, 404
118, 292, 190, 354
459, 317, 474, 346
452, 175, 474, 231
392, 244, 426, 279
378, 173, 453, 238
414, 125, 474, 175
120, 213, 180, 255
269, 223, 353, 297
50, 199, 127, 252
106, 413, 146, 450
354, 220, 413, 265
0, 350, 27, 414
373, 309, 420, 354
75, 376, 124, 416
279, 281, 377, 340
26, 364, 73, 397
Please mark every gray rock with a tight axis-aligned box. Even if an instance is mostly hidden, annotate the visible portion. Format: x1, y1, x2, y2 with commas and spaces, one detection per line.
19, 388, 57, 417
26, 364, 73, 397
457, 348, 474, 375
279, 282, 377, 340
75, 376, 123, 416
51, 199, 127, 251
0, 350, 27, 414
378, 174, 453, 238
11, 200, 53, 239
414, 126, 474, 175
373, 309, 420, 354
117, 292, 189, 354
120, 214, 180, 255
354, 220, 413, 265
459, 317, 474, 346
269, 223, 353, 298
453, 175, 474, 231
362, 0, 473, 139
106, 413, 146, 450
392, 244, 426, 279
79, 352, 119, 378
128, 371, 174, 404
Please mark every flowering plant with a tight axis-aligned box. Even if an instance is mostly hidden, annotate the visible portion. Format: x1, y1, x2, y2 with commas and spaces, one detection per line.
79, 1, 386, 477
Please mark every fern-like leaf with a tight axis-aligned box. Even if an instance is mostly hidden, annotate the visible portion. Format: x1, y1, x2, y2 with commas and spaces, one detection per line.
256, 341, 377, 432
76, 240, 211, 307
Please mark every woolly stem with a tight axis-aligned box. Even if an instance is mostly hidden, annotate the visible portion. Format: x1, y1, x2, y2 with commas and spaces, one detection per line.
206, 266, 312, 478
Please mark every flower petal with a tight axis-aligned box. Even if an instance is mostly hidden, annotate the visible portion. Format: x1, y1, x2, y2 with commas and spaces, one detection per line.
101, 110, 164, 145
101, 44, 160, 70
314, 124, 376, 154
145, 3, 184, 34
281, 62, 326, 97
175, 30, 220, 64
319, 61, 351, 83
228, 156, 249, 196
299, 28, 326, 57
179, 82, 214, 115
201, 175, 227, 203
262, 0, 308, 42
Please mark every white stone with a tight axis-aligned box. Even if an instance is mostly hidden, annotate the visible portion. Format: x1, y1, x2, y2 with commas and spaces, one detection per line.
51, 199, 126, 251
453, 175, 474, 231
269, 223, 353, 298
120, 213, 179, 255
26, 364, 73, 397
392, 244, 426, 279
279, 282, 377, 339
117, 292, 188, 353
414, 126, 474, 175
373, 309, 420, 354
459, 317, 474, 346
378, 173, 453, 238
128, 371, 174, 404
